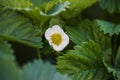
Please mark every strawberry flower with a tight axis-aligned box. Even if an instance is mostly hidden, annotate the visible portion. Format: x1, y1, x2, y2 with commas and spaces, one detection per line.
45, 25, 69, 51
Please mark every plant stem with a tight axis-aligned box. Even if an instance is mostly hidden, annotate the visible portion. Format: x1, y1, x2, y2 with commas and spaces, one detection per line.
37, 48, 41, 59
111, 34, 120, 66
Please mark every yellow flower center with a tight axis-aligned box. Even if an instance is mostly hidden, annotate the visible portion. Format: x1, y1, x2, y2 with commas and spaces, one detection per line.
51, 33, 62, 46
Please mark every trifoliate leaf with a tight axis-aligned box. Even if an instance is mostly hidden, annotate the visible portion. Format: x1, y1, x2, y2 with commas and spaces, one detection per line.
61, 0, 97, 19
22, 60, 71, 80
0, 40, 21, 80
0, 9, 42, 48
57, 40, 110, 80
96, 20, 120, 36
99, 0, 120, 13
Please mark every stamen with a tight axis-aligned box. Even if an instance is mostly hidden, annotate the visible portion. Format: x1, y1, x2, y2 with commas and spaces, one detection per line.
51, 33, 62, 46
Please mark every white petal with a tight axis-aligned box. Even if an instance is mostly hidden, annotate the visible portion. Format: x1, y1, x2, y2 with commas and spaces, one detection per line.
45, 28, 52, 40
51, 25, 64, 33
52, 44, 65, 51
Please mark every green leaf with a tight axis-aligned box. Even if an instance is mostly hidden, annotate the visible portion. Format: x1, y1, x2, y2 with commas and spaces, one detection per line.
57, 40, 110, 80
66, 20, 113, 75
22, 60, 71, 80
0, 9, 42, 48
66, 19, 112, 74
0, 40, 21, 80
115, 70, 120, 80
96, 20, 120, 36
94, 20, 115, 73
0, 0, 48, 25
66, 19, 111, 51
49, 16, 65, 27
40, 0, 70, 16
0, 40, 13, 55
99, 0, 120, 13
0, 0, 32, 9
61, 0, 97, 19
30, 0, 53, 7
0, 0, 70, 25
29, 0, 70, 16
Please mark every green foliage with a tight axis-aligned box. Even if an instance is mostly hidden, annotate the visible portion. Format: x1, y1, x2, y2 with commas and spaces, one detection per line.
0, 0, 31, 9
0, 0, 119, 80
0, 40, 21, 80
22, 60, 71, 80
96, 20, 120, 36
0, 9, 42, 48
0, 40, 13, 55
65, 20, 113, 79
65, 20, 111, 51
57, 40, 110, 80
115, 47, 120, 68
30, 0, 53, 6
30, 0, 70, 16
99, 0, 120, 13
49, 16, 65, 27
112, 46, 120, 80
0, 40, 71, 80
61, 0, 97, 19
0, 0, 70, 25
66, 20, 113, 75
